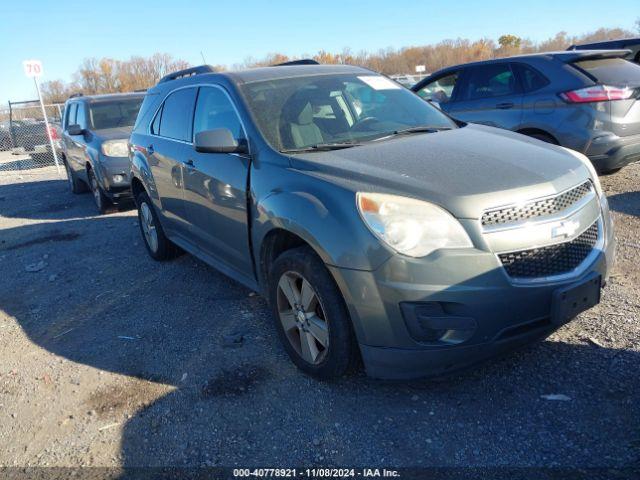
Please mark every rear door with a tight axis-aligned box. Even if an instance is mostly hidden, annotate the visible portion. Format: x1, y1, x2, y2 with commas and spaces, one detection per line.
571, 57, 640, 137
447, 63, 524, 130
182, 85, 252, 276
147, 87, 198, 232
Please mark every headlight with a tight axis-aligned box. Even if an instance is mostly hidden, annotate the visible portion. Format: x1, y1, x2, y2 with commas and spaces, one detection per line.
561, 147, 604, 198
101, 140, 129, 157
356, 192, 472, 257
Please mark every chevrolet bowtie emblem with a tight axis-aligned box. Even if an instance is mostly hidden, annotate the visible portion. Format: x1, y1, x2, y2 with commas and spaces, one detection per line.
552, 219, 580, 239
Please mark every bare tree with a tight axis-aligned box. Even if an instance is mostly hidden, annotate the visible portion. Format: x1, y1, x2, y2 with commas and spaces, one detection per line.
38, 25, 637, 105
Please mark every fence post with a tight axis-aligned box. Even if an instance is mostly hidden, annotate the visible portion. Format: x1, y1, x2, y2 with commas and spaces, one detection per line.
33, 77, 61, 175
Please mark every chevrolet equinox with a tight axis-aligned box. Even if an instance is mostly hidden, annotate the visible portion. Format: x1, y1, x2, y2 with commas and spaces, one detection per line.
129, 63, 615, 379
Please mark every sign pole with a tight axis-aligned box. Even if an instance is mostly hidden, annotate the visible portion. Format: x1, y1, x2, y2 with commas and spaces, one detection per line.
33, 76, 61, 175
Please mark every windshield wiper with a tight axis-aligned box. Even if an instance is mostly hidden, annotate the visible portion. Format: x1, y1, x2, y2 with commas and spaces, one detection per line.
281, 141, 363, 153
372, 125, 452, 142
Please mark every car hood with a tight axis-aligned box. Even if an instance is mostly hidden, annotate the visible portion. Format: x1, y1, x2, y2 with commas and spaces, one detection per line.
93, 126, 134, 141
288, 124, 592, 219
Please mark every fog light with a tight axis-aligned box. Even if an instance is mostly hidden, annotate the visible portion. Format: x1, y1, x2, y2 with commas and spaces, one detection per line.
113, 174, 125, 183
400, 302, 476, 344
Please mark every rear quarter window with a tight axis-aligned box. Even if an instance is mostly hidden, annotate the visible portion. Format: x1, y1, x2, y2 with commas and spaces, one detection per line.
514, 64, 550, 92
572, 58, 640, 85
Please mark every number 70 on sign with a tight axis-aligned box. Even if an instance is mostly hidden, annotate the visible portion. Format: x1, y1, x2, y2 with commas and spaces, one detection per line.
23, 59, 43, 78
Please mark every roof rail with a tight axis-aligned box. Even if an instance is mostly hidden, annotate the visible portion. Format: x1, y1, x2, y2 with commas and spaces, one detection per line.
134, 88, 148, 92
272, 59, 320, 67
69, 92, 84, 98
158, 65, 215, 84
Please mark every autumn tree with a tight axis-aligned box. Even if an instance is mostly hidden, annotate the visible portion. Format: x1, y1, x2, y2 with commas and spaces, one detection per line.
39, 26, 637, 104
41, 53, 191, 103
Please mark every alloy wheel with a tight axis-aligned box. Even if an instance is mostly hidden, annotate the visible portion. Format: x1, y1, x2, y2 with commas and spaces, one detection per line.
90, 173, 102, 208
139, 202, 158, 253
276, 271, 329, 365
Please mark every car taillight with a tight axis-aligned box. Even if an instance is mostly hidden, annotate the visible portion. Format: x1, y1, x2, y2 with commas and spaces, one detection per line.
560, 85, 634, 103
46, 125, 59, 141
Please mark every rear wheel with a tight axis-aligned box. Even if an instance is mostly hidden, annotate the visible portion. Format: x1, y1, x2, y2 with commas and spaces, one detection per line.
136, 191, 180, 261
64, 160, 86, 194
269, 246, 357, 379
88, 168, 110, 214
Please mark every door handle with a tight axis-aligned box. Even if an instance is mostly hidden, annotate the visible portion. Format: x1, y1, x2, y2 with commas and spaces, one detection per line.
147, 144, 154, 154
184, 159, 194, 167
496, 102, 514, 110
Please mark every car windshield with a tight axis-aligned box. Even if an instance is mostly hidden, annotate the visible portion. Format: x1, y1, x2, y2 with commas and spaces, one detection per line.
240, 73, 456, 152
89, 98, 143, 130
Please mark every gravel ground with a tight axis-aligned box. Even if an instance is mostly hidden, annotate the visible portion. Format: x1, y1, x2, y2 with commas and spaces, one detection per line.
0, 164, 638, 470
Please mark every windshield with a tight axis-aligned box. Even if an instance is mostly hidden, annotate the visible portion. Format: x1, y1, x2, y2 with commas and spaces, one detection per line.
89, 98, 143, 130
240, 73, 456, 152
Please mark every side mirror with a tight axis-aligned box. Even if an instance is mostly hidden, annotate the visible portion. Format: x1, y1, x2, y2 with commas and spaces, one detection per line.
67, 124, 84, 136
194, 128, 247, 154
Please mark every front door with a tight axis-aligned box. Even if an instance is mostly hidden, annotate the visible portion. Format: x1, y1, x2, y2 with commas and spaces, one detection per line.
181, 86, 252, 276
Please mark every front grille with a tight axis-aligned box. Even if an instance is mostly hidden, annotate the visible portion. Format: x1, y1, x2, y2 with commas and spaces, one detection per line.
482, 181, 593, 227
498, 221, 599, 278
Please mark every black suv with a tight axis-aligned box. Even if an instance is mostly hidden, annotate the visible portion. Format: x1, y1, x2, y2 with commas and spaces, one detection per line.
61, 93, 144, 213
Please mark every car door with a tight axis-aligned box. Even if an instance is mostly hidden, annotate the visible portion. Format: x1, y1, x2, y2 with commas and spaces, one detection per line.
62, 102, 81, 171
73, 103, 90, 181
446, 63, 524, 130
147, 87, 197, 232
181, 85, 253, 276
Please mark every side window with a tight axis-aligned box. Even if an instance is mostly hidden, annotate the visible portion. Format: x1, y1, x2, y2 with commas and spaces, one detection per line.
76, 104, 87, 130
150, 105, 163, 135
464, 64, 518, 100
158, 88, 197, 141
516, 64, 550, 92
416, 72, 460, 104
65, 103, 78, 129
193, 87, 244, 139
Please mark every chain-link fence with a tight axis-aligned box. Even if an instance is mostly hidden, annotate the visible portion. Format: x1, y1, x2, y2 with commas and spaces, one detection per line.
0, 100, 64, 172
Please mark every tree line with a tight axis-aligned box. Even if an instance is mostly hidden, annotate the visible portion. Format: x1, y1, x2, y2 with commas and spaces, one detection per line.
41, 26, 637, 104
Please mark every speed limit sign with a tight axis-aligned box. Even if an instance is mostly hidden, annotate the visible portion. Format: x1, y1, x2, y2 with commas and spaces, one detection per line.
23, 59, 43, 78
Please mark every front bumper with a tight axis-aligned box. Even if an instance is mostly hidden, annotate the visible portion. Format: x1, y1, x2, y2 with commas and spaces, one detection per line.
586, 132, 640, 172
329, 203, 615, 380
97, 154, 133, 204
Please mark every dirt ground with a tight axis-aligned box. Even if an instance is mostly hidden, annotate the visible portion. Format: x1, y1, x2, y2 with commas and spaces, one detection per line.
0, 163, 638, 470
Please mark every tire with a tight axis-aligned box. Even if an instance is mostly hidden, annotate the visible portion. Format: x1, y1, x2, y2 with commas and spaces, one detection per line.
64, 160, 87, 194
88, 168, 110, 214
527, 132, 558, 145
268, 246, 357, 379
136, 191, 180, 261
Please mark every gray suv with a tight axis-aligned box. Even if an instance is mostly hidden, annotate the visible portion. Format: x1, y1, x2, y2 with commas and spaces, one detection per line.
412, 50, 640, 173
61, 93, 144, 213
129, 64, 614, 379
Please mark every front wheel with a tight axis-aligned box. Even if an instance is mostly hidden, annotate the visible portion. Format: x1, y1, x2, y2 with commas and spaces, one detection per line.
269, 246, 357, 379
